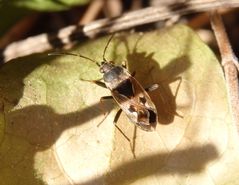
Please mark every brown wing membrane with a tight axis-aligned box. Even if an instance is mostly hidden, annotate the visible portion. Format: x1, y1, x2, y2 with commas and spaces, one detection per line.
130, 76, 156, 109
111, 76, 157, 131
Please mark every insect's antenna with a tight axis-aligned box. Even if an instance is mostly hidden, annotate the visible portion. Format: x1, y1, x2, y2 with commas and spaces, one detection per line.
48, 52, 100, 67
102, 33, 115, 61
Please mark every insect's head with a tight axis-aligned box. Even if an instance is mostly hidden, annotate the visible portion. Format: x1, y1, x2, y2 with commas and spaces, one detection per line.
99, 61, 114, 73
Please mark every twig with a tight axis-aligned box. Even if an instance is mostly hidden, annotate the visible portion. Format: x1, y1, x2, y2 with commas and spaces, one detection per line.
103, 0, 122, 18
1, 0, 239, 63
131, 0, 143, 10
210, 10, 239, 133
79, 0, 104, 25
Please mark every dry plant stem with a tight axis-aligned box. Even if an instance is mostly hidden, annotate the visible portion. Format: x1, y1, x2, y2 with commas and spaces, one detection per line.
150, 0, 184, 7
1, 0, 239, 62
131, 0, 143, 10
104, 0, 122, 18
210, 10, 239, 133
79, 0, 104, 25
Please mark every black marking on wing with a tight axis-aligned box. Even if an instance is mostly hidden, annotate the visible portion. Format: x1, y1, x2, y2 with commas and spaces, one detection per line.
137, 109, 148, 123
139, 96, 146, 105
115, 79, 134, 98
148, 109, 157, 124
129, 105, 136, 112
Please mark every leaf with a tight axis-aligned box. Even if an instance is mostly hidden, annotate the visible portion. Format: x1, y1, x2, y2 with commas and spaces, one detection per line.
2, 0, 90, 11
1, 25, 239, 185
0, 0, 90, 37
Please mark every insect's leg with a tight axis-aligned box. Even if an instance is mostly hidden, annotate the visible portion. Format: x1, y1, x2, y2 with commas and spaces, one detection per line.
113, 109, 131, 142
100, 96, 113, 101
122, 61, 136, 76
114, 109, 136, 158
97, 96, 114, 127
121, 60, 127, 69
81, 79, 107, 88
145, 84, 159, 92
131, 125, 137, 159
121, 61, 136, 77
100, 96, 113, 114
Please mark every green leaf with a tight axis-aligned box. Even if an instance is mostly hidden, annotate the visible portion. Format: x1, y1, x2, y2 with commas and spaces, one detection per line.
0, 0, 90, 48
2, 0, 90, 11
1, 25, 239, 185
0, 0, 90, 36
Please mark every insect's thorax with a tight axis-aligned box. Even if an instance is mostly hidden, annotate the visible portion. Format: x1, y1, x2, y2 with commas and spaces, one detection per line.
102, 65, 130, 90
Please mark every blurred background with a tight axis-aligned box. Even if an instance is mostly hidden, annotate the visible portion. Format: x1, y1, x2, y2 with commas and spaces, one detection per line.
1, 0, 239, 60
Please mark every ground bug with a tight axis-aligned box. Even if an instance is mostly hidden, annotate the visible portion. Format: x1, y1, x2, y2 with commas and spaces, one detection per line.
49, 34, 159, 139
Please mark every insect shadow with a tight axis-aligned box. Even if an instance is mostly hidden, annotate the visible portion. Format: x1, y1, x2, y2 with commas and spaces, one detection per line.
0, 33, 191, 184
114, 33, 191, 124
0, 53, 114, 185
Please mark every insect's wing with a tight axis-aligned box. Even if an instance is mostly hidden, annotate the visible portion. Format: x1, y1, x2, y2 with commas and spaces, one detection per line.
129, 76, 158, 130
112, 76, 157, 131
130, 76, 157, 111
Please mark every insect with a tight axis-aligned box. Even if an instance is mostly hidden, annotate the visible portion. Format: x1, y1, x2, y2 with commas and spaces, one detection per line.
50, 34, 158, 135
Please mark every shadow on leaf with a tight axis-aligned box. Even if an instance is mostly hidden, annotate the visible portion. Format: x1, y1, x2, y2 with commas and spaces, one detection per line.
75, 144, 218, 185
0, 32, 217, 185
115, 34, 191, 124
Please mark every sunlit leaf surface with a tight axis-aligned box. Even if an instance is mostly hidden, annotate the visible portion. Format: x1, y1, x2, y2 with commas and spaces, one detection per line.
1, 25, 239, 185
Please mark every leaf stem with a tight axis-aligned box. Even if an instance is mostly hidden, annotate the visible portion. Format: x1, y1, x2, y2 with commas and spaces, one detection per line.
210, 10, 239, 134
